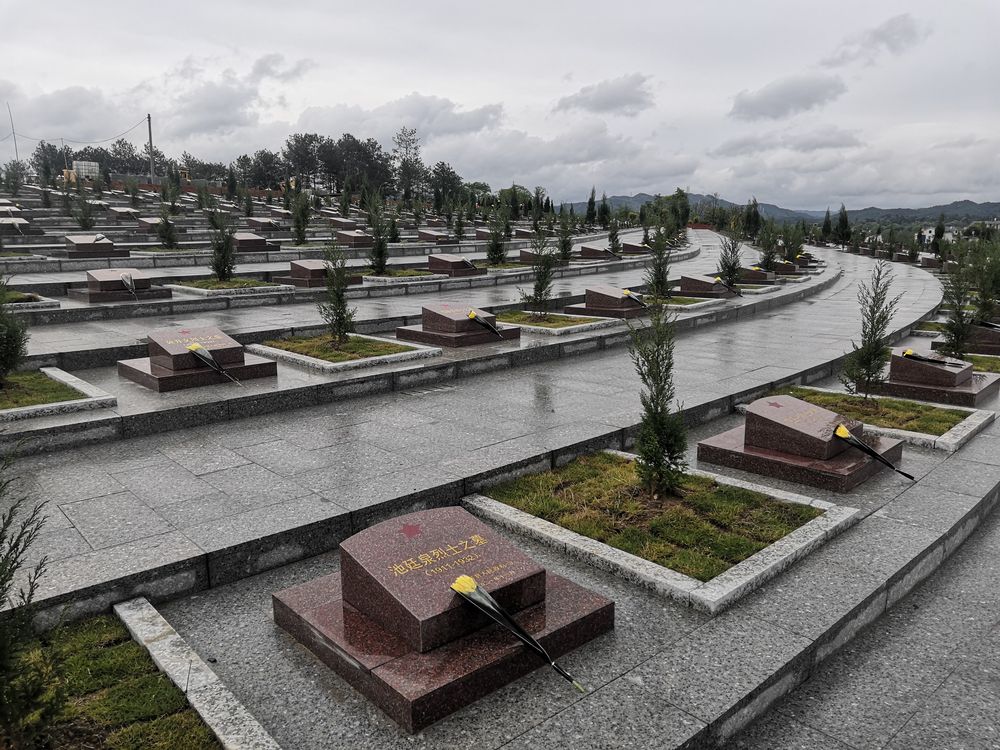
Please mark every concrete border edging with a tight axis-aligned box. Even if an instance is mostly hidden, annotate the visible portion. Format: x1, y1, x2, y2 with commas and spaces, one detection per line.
0, 367, 116, 422
114, 597, 281, 750
245, 334, 442, 373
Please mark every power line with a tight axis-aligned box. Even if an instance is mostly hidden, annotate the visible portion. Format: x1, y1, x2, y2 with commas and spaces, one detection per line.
11, 117, 148, 146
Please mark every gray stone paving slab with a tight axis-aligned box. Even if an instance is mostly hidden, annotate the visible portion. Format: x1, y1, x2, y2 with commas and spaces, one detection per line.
875, 483, 985, 534
920, 456, 1000, 499
110, 461, 216, 507
61, 491, 171, 549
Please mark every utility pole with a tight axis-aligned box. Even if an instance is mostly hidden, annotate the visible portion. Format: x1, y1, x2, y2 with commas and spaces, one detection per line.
5, 102, 18, 162
146, 113, 154, 184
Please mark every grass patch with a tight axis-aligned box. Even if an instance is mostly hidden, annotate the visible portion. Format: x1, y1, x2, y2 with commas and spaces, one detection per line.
264, 333, 413, 363
179, 277, 276, 289
487, 452, 820, 582
0, 371, 84, 410
0, 250, 34, 257
3, 292, 39, 303
362, 268, 433, 278
917, 321, 946, 332
474, 261, 530, 270
37, 615, 221, 749
496, 310, 601, 328
967, 354, 1000, 373
780, 386, 968, 436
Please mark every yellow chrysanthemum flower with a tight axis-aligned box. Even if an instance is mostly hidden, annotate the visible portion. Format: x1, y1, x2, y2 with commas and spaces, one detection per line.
467, 310, 477, 319
835, 424, 851, 439
451, 575, 477, 594
903, 348, 914, 356
187, 343, 204, 352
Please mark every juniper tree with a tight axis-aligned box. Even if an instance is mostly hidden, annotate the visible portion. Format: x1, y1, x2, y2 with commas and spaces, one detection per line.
939, 246, 977, 358
756, 220, 779, 271
557, 213, 573, 263
73, 195, 95, 230
585, 187, 597, 226
644, 227, 672, 299
388, 215, 401, 243
972, 240, 1000, 324
597, 193, 610, 229
318, 246, 356, 347
716, 216, 743, 288
519, 230, 556, 319
782, 222, 804, 261
0, 457, 64, 747
244, 192, 254, 217
292, 193, 311, 244
454, 211, 465, 242
607, 220, 621, 253
486, 207, 508, 266
821, 208, 832, 242
628, 306, 687, 496
366, 197, 390, 275
0, 277, 28, 385
40, 189, 51, 209
209, 217, 236, 282
834, 203, 851, 247
156, 206, 178, 249
840, 261, 901, 398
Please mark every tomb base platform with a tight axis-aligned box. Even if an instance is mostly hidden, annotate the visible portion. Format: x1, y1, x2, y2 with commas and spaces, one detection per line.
273, 572, 614, 733
117, 354, 276, 392
68, 288, 172, 303
395, 325, 520, 347
697, 426, 904, 492
879, 372, 1000, 408
562, 303, 646, 319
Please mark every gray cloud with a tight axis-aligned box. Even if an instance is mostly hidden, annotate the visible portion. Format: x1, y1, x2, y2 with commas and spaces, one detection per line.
297, 93, 503, 143
729, 73, 847, 121
712, 126, 862, 157
822, 14, 930, 67
248, 54, 315, 83
554, 74, 654, 117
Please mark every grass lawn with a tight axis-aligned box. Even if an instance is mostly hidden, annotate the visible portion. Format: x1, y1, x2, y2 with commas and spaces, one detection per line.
3, 292, 39, 303
0, 371, 84, 410
264, 333, 413, 363
496, 310, 601, 328
21, 614, 220, 749
487, 452, 820, 582
179, 277, 277, 290
916, 321, 946, 332
474, 261, 530, 270
780, 386, 968, 436
362, 268, 433, 278
967, 354, 1000, 373
0, 251, 34, 257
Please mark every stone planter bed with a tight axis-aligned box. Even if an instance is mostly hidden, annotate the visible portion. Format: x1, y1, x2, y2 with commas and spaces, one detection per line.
362, 272, 449, 285
775, 386, 993, 452
464, 450, 859, 614
3, 292, 60, 310
246, 333, 441, 373
165, 281, 296, 297
0, 367, 115, 421
494, 311, 621, 336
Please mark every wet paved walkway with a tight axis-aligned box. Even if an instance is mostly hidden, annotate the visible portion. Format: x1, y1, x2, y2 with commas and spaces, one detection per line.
728, 486, 1000, 750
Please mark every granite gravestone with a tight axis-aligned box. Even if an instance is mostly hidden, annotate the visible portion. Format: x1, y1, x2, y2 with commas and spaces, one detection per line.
328, 216, 358, 230
679, 275, 733, 298
232, 232, 267, 253
418, 229, 450, 245
621, 241, 652, 255
579, 244, 619, 260
65, 234, 128, 259
739, 267, 777, 284
564, 284, 647, 319
68, 268, 172, 303
336, 230, 374, 248
427, 254, 485, 277
273, 507, 614, 732
396, 303, 520, 347
247, 217, 280, 232
117, 326, 276, 392
697, 394, 904, 492
932, 324, 1000, 356
273, 259, 362, 288
772, 260, 801, 275
885, 348, 1000, 406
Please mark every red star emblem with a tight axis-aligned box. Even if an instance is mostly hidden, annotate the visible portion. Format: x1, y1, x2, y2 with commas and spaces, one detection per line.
179, 328, 191, 334
767, 401, 783, 408
400, 524, 422, 539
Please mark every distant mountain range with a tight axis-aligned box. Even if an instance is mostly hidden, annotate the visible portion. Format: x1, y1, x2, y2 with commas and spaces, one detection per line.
569, 193, 1000, 226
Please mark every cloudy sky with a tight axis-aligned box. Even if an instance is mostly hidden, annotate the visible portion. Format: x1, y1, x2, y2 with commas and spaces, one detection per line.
2, 0, 998, 210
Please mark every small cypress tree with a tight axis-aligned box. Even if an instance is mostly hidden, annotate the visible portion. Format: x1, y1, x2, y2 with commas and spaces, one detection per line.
628, 306, 687, 497
557, 214, 573, 262
73, 195, 95, 230
339, 179, 351, 217
644, 227, 672, 298
821, 208, 832, 241
318, 246, 356, 347
0, 277, 29, 385
940, 244, 977, 358
292, 193, 310, 245
834, 203, 851, 247
244, 192, 254, 217
585, 186, 597, 226
597, 193, 610, 229
209, 217, 236, 282
608, 220, 621, 253
388, 215, 401, 243
840, 261, 901, 398
40, 189, 51, 209
716, 216, 743, 288
756, 220, 779, 271
520, 230, 556, 319
366, 197, 390, 275
486, 207, 508, 266
156, 206, 178, 249
454, 211, 465, 242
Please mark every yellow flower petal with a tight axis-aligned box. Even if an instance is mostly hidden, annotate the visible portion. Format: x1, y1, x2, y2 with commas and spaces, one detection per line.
451, 575, 477, 594
904, 348, 914, 356
467, 310, 477, 319
835, 424, 852, 439
187, 343, 204, 351
714, 276, 722, 283
621, 289, 631, 296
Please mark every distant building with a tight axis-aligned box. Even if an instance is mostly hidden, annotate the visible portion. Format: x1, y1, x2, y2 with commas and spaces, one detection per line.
72, 160, 100, 180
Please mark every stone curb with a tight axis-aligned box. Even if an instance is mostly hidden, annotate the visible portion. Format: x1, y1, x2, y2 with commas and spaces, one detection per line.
114, 597, 281, 750
361, 273, 450, 285
163, 283, 298, 297
245, 334, 442, 373
462, 451, 859, 615
501, 313, 624, 337
4, 295, 60, 311
0, 367, 116, 423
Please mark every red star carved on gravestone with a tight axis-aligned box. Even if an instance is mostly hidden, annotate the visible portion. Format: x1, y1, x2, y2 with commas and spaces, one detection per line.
767, 401, 784, 408
400, 524, 422, 539
179, 329, 191, 334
